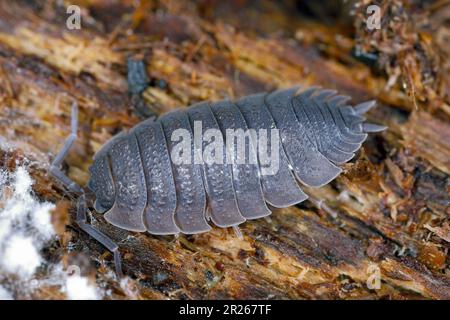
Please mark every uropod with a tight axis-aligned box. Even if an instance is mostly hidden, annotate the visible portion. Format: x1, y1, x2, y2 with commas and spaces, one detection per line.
50, 64, 386, 276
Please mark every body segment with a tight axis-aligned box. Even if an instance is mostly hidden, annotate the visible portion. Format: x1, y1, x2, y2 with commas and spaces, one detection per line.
235, 93, 308, 208
160, 110, 211, 234
209, 100, 271, 220
131, 118, 180, 235
186, 102, 245, 227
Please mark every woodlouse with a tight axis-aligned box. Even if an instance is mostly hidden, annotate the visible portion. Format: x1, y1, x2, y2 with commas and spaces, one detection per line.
50, 65, 386, 276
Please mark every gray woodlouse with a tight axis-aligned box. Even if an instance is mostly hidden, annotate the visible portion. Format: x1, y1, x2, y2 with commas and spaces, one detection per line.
50, 70, 386, 276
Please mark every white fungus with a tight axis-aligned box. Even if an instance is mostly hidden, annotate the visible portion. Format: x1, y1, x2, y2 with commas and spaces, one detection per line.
0, 166, 52, 278
32, 202, 57, 242
66, 275, 101, 300
0, 285, 13, 300
0, 169, 6, 188
1, 235, 42, 278
0, 166, 104, 300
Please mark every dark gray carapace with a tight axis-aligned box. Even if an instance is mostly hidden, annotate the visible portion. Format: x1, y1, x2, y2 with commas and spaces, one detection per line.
50, 85, 385, 275
86, 87, 386, 235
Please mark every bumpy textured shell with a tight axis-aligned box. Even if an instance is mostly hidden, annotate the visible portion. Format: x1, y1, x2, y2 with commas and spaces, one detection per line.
87, 87, 382, 235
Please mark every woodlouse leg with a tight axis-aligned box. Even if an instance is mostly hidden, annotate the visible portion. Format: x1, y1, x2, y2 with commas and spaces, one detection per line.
77, 194, 123, 277
50, 102, 123, 277
307, 194, 339, 219
232, 226, 244, 240
50, 103, 83, 194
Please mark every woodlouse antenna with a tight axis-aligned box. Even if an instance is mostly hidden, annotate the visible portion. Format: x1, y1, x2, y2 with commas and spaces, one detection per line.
50, 100, 123, 277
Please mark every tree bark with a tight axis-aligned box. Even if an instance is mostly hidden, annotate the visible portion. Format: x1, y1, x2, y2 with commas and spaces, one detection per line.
0, 0, 448, 299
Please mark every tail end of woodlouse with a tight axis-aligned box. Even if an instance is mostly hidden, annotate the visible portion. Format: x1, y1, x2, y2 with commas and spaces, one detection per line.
314, 89, 337, 101
298, 86, 322, 98
328, 94, 352, 107
352, 100, 388, 133
346, 99, 387, 133
362, 123, 388, 133
354, 100, 377, 115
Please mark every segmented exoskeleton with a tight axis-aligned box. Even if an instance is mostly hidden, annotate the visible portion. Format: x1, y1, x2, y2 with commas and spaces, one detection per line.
50, 84, 386, 276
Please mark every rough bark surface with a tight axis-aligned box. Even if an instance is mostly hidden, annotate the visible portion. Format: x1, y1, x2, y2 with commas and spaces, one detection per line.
0, 0, 449, 299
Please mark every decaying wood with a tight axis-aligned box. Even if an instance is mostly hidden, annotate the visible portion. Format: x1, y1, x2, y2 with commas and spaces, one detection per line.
0, 0, 448, 299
